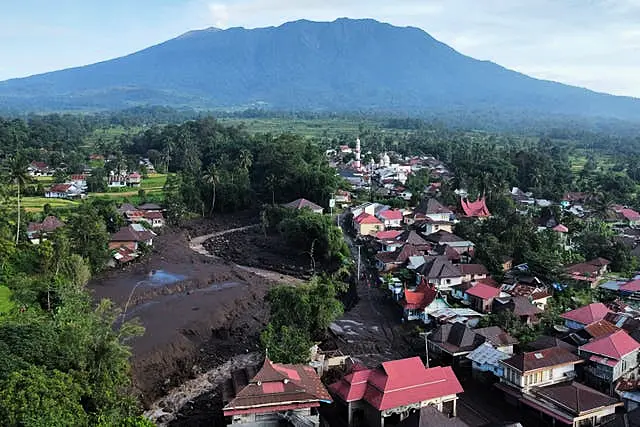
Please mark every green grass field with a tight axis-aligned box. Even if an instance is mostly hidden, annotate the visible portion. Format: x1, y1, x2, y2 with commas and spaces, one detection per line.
17, 197, 80, 212
0, 286, 14, 315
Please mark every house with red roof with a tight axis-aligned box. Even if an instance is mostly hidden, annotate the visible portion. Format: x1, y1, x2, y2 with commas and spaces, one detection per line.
28, 161, 52, 176
561, 302, 612, 331
402, 281, 438, 322
353, 212, 384, 236
376, 244, 422, 272
579, 330, 640, 392
613, 206, 640, 227
44, 183, 83, 199
459, 196, 491, 218
329, 356, 463, 427
223, 357, 331, 426
465, 283, 501, 313
376, 209, 403, 228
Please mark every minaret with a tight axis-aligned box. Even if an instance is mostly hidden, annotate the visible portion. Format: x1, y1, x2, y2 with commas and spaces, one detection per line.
354, 137, 361, 170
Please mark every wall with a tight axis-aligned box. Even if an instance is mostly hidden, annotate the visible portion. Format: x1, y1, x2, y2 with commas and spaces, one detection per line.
108, 241, 137, 251
501, 364, 576, 391
358, 223, 384, 236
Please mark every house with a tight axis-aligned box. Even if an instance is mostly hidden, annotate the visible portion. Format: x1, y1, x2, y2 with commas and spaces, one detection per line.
423, 231, 475, 257
28, 161, 51, 176
410, 198, 454, 224
527, 335, 578, 355
109, 224, 155, 251
459, 264, 489, 282
377, 209, 403, 228
117, 203, 137, 215
109, 246, 139, 266
428, 323, 485, 367
420, 218, 454, 236
579, 330, 640, 393
354, 213, 384, 236
613, 206, 640, 227
223, 357, 331, 426
329, 357, 463, 427
27, 216, 65, 244
395, 230, 432, 251
376, 244, 421, 272
501, 256, 514, 272
334, 190, 352, 207
137, 203, 162, 212
127, 172, 142, 187
565, 258, 611, 287
415, 256, 463, 292
510, 187, 535, 205
474, 326, 518, 354
70, 174, 87, 189
375, 230, 404, 252
562, 192, 590, 207
108, 175, 127, 188
501, 283, 551, 310
427, 307, 484, 328
283, 198, 324, 214
498, 347, 583, 392
465, 283, 502, 313
492, 296, 543, 325
142, 211, 165, 228
561, 302, 612, 331
460, 196, 491, 218
500, 381, 621, 427
396, 405, 470, 427
402, 280, 437, 322
45, 183, 83, 199
466, 343, 511, 379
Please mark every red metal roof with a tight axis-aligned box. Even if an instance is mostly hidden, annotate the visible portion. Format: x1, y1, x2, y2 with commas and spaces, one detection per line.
379, 209, 403, 220
375, 230, 402, 240
620, 280, 640, 292
49, 184, 71, 192
224, 358, 331, 416
402, 281, 437, 310
465, 283, 500, 300
331, 357, 463, 411
552, 224, 569, 233
620, 208, 640, 221
560, 303, 611, 326
460, 197, 491, 218
580, 330, 640, 360
355, 212, 383, 225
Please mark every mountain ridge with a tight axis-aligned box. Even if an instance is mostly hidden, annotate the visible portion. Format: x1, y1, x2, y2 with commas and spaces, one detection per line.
1, 18, 639, 119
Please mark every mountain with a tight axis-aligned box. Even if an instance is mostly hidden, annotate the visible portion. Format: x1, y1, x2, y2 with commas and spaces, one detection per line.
1, 18, 639, 119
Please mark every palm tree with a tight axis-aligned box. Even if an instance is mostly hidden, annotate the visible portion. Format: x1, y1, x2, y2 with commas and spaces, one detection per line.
4, 154, 29, 244
239, 149, 253, 171
202, 164, 220, 215
265, 174, 277, 205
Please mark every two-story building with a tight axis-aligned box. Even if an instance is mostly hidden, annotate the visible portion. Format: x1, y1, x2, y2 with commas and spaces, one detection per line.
376, 209, 403, 229
579, 330, 640, 394
498, 347, 583, 393
354, 213, 384, 236
415, 256, 463, 293
464, 283, 501, 313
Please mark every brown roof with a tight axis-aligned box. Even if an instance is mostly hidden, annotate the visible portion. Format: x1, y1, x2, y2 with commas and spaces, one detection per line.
532, 381, 620, 415
110, 225, 154, 243
582, 320, 620, 339
143, 211, 164, 220
376, 244, 421, 265
415, 198, 453, 216
474, 326, 518, 347
459, 264, 489, 276
495, 296, 543, 317
502, 347, 582, 373
137, 203, 162, 211
430, 323, 485, 355
283, 198, 323, 212
396, 230, 431, 247
223, 358, 331, 416
527, 336, 577, 354
417, 256, 461, 279
28, 216, 65, 233
424, 231, 466, 244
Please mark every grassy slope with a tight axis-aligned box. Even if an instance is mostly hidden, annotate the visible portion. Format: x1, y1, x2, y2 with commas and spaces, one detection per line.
0, 286, 14, 315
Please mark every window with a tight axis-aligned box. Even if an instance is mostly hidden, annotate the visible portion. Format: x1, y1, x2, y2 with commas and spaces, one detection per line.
446, 279, 451, 284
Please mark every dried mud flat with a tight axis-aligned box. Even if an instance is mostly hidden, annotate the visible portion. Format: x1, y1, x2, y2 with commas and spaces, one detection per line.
89, 213, 279, 408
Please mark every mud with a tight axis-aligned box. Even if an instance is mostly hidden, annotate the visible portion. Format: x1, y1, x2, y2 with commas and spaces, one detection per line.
89, 213, 279, 406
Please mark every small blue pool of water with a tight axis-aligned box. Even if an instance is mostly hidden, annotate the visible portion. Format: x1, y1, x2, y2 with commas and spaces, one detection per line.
137, 270, 187, 287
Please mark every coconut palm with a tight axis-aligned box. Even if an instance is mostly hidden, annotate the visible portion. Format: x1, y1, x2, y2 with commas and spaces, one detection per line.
4, 154, 30, 244
202, 164, 220, 215
239, 149, 253, 171
265, 174, 277, 205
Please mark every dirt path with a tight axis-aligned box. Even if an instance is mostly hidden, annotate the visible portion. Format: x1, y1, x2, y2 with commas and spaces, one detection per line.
189, 224, 259, 257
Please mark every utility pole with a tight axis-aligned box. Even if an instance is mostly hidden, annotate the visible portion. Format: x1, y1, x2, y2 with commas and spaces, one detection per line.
357, 245, 362, 284
420, 331, 433, 368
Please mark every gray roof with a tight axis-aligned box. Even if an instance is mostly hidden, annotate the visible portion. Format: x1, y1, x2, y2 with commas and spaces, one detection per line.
466, 343, 510, 365
417, 256, 462, 279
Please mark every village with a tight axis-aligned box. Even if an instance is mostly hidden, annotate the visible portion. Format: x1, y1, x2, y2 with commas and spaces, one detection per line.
201, 138, 640, 427
15, 137, 640, 427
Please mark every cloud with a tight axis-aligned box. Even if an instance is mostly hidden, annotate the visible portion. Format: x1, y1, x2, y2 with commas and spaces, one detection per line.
208, 3, 230, 28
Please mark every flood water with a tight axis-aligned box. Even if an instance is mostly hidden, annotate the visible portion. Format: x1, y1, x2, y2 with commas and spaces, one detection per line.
137, 270, 187, 287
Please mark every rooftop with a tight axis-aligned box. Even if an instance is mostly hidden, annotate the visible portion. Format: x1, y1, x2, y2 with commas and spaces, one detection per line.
354, 212, 383, 225
579, 330, 640, 360
560, 302, 611, 326
283, 198, 323, 211
474, 326, 518, 347
466, 342, 510, 366
224, 358, 331, 416
331, 357, 463, 411
531, 381, 621, 415
465, 283, 501, 300
501, 347, 582, 373
378, 209, 403, 220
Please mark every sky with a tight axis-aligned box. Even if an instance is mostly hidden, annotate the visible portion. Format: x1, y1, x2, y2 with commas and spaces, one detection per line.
1, 0, 639, 97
